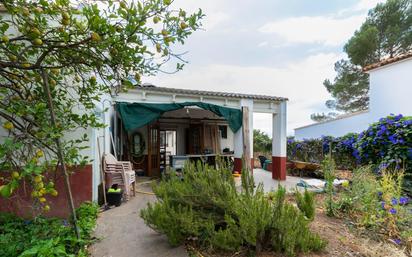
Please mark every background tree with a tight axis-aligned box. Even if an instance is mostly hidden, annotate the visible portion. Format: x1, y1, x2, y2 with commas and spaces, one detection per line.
312, 0, 412, 122
0, 0, 202, 236
253, 129, 271, 154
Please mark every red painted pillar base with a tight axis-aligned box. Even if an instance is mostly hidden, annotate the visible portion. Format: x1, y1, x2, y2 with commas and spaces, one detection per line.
272, 156, 286, 180
233, 158, 242, 173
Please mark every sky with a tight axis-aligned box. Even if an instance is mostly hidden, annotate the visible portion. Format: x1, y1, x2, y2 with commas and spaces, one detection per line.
142, 0, 385, 136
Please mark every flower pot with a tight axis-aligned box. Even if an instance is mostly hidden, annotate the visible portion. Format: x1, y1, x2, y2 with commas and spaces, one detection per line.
106, 190, 123, 207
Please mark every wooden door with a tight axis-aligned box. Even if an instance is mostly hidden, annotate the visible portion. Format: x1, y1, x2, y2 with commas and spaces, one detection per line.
147, 124, 160, 177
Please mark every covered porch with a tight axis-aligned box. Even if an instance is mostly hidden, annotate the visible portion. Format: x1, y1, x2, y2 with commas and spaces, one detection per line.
110, 85, 288, 180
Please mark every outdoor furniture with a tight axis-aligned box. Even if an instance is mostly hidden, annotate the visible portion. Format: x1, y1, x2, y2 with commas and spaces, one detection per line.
258, 155, 267, 169
103, 153, 136, 200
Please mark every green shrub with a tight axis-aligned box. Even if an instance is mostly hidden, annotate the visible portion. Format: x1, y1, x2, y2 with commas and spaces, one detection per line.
141, 162, 326, 256
336, 166, 412, 246
322, 156, 337, 217
295, 188, 316, 221
0, 202, 98, 257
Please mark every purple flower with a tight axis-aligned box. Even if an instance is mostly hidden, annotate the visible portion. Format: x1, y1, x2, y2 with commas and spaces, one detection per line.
391, 198, 398, 205
394, 238, 402, 245
381, 201, 385, 209
378, 191, 383, 197
399, 197, 409, 205
403, 120, 412, 126
388, 135, 397, 144
389, 208, 397, 214
62, 220, 69, 227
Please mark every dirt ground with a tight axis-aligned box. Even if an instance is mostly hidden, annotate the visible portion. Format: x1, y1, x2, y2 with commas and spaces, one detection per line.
90, 180, 407, 257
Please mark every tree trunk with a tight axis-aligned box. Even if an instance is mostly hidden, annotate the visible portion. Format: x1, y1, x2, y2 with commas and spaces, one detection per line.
41, 70, 81, 240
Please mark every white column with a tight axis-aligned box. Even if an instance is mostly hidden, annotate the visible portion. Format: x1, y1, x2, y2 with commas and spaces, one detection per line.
272, 101, 287, 180
272, 101, 287, 157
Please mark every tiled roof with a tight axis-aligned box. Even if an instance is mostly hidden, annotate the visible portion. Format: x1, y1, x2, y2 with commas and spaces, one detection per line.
138, 84, 288, 101
363, 52, 412, 72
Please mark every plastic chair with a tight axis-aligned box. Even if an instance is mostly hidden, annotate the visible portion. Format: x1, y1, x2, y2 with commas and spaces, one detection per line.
103, 153, 136, 200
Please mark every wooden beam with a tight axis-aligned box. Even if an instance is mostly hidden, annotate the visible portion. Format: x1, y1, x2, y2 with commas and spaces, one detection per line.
242, 106, 251, 171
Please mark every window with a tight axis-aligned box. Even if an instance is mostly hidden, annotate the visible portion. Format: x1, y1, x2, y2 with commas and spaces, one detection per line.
219, 125, 227, 139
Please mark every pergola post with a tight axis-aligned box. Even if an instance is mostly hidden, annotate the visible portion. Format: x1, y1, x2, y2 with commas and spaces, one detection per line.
233, 99, 254, 173
272, 101, 287, 180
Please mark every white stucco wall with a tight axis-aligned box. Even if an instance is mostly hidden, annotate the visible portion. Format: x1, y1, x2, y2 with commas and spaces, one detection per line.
368, 59, 412, 120
295, 58, 412, 139
295, 111, 371, 140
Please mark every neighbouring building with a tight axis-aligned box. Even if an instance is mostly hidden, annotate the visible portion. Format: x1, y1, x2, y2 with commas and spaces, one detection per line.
295, 53, 412, 140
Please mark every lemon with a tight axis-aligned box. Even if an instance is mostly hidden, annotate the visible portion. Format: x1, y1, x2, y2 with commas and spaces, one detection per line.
39, 197, 46, 203
120, 1, 127, 8
22, 63, 31, 68
22, 7, 30, 16
62, 12, 70, 20
48, 181, 55, 188
49, 79, 57, 87
9, 55, 17, 62
31, 28, 41, 37
34, 175, 42, 183
91, 32, 101, 42
2, 35, 9, 43
11, 171, 20, 179
3, 121, 14, 130
36, 150, 44, 158
156, 43, 161, 53
161, 29, 168, 36
180, 22, 188, 30
50, 189, 58, 197
43, 205, 50, 211
31, 191, 39, 198
40, 188, 46, 195
153, 16, 160, 24
33, 38, 43, 46
62, 18, 70, 26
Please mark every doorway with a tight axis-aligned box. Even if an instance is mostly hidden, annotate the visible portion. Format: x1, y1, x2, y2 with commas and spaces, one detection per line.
160, 130, 177, 169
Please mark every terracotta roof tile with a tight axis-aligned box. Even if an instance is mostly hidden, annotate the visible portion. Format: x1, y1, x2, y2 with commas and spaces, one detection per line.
363, 52, 412, 72
138, 85, 288, 101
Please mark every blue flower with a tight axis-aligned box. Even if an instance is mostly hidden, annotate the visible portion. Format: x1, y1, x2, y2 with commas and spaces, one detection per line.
394, 114, 403, 121
408, 148, 412, 159
403, 120, 412, 126
394, 238, 401, 245
400, 197, 409, 205
389, 208, 397, 214
23, 220, 31, 225
388, 135, 397, 144
62, 220, 69, 227
381, 201, 385, 209
378, 191, 383, 197
391, 198, 398, 205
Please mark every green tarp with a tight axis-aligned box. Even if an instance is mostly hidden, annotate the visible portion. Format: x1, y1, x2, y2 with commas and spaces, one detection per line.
116, 102, 242, 133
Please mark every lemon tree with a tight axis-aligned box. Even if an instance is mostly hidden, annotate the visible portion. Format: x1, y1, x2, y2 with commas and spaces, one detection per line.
0, 0, 202, 236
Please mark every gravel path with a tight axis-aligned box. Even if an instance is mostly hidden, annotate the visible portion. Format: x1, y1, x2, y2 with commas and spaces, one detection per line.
90, 183, 187, 257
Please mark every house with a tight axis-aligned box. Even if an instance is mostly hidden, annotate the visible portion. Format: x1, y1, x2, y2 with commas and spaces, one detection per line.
108, 85, 288, 179
0, 83, 288, 217
295, 53, 412, 139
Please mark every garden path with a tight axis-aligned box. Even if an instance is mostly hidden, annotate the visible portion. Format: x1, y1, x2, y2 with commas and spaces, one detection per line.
89, 181, 187, 257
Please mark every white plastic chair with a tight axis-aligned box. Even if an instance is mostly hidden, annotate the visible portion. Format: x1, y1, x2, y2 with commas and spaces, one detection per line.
103, 153, 136, 200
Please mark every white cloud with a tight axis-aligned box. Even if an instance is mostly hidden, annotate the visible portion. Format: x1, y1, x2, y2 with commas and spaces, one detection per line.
354, 0, 385, 11
144, 53, 343, 135
258, 15, 365, 46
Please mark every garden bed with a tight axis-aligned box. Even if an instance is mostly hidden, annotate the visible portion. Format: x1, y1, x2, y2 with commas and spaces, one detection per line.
0, 202, 98, 257
186, 194, 408, 257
